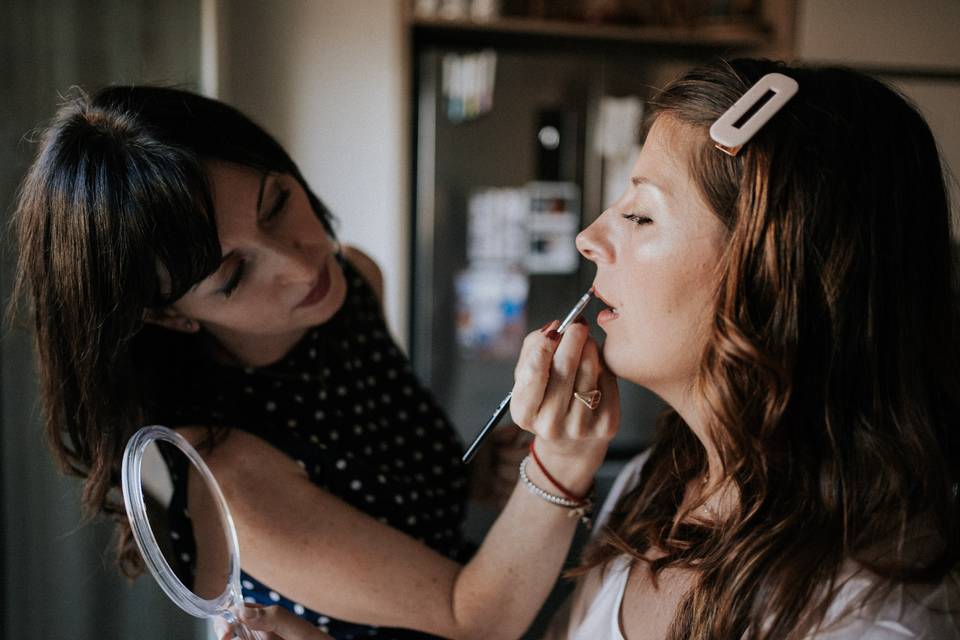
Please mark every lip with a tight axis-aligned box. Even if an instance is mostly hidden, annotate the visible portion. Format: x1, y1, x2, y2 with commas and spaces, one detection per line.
295, 258, 332, 309
592, 284, 620, 325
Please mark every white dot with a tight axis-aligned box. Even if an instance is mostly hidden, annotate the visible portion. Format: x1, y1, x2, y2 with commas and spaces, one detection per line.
394, 495, 404, 504
243, 386, 254, 394
413, 451, 423, 461
329, 430, 339, 441
294, 394, 303, 403
403, 386, 413, 396
354, 404, 363, 414
242, 580, 254, 590
381, 394, 392, 404
432, 465, 443, 475
415, 427, 426, 437
395, 435, 406, 445
308, 348, 317, 358
377, 474, 387, 483
269, 590, 280, 602
287, 419, 298, 428
372, 352, 382, 362
319, 626, 329, 634
337, 386, 348, 396
265, 401, 276, 412
319, 390, 327, 400
244, 596, 256, 604
353, 424, 364, 434
387, 369, 398, 379
293, 603, 305, 615
301, 372, 311, 381
170, 531, 180, 541
418, 402, 429, 412
318, 616, 330, 624
336, 459, 347, 470
350, 480, 362, 490
365, 494, 376, 503
407, 515, 417, 525
180, 552, 190, 562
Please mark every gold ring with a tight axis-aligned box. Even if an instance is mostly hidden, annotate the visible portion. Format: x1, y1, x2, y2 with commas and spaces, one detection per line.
573, 390, 602, 411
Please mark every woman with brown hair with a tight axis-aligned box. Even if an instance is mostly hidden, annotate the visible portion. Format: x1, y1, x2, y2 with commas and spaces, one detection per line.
545, 58, 959, 638
10, 86, 618, 639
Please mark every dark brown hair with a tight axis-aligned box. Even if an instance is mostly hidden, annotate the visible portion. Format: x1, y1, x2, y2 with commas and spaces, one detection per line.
10, 86, 336, 577
580, 59, 959, 638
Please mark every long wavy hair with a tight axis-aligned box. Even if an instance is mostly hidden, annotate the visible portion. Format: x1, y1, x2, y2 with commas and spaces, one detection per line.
10, 86, 336, 577
579, 59, 960, 638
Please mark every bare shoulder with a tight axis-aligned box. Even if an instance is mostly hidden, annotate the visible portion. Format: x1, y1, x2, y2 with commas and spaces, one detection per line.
173, 426, 305, 488
342, 245, 384, 306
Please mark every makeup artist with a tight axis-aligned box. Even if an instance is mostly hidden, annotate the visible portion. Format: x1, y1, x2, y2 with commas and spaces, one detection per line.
10, 86, 617, 640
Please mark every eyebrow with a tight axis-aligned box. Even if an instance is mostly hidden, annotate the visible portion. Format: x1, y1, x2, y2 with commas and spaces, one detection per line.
631, 175, 670, 198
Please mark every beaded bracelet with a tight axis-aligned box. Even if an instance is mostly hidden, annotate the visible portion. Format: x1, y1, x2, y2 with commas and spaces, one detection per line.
518, 454, 594, 528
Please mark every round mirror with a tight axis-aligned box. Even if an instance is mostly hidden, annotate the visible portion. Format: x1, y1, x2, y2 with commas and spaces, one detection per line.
122, 425, 261, 640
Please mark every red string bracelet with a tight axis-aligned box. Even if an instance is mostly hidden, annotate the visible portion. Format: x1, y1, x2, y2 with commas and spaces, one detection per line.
528, 440, 589, 504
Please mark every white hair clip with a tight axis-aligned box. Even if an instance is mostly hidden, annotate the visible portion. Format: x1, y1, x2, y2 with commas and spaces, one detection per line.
709, 72, 798, 156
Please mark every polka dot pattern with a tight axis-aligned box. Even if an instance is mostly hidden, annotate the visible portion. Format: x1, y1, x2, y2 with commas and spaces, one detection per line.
160, 257, 467, 639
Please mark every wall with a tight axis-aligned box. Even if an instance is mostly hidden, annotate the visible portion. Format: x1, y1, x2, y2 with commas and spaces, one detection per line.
212, 0, 411, 345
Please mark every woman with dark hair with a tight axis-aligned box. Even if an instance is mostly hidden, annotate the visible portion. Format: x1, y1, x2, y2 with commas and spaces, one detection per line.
11, 86, 618, 640
542, 58, 959, 638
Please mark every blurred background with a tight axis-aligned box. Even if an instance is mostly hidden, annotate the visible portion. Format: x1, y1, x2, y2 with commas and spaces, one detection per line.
2, 1, 958, 638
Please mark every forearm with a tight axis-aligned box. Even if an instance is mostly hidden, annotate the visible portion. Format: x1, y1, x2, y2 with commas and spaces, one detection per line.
449, 446, 603, 640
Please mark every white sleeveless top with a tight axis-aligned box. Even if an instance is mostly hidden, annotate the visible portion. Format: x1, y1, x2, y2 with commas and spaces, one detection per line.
545, 451, 960, 640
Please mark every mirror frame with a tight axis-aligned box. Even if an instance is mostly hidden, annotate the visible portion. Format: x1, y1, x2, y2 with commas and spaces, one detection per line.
122, 425, 245, 620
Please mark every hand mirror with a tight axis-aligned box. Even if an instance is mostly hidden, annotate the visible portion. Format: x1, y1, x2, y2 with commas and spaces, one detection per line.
122, 425, 262, 640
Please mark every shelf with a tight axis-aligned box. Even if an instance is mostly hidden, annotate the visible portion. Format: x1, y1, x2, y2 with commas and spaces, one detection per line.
410, 15, 773, 49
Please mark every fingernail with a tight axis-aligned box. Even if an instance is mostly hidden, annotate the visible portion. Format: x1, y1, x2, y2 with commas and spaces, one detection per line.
539, 321, 553, 333
240, 606, 262, 620
545, 330, 560, 341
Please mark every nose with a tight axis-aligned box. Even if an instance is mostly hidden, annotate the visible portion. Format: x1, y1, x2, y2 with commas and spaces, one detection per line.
576, 216, 613, 264
269, 235, 318, 285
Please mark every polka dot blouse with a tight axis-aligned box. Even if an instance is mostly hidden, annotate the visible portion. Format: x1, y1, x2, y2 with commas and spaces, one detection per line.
160, 257, 470, 639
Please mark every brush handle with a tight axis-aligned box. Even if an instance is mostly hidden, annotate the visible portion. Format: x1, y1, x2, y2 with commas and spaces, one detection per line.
462, 391, 512, 463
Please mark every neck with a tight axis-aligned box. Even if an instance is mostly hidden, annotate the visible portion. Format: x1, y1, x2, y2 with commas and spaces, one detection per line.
664, 381, 737, 516
204, 326, 308, 368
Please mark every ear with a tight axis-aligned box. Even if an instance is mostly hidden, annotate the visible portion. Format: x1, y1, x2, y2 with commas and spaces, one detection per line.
143, 307, 201, 334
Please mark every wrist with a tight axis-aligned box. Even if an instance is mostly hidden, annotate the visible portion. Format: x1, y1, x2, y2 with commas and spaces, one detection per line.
527, 438, 606, 496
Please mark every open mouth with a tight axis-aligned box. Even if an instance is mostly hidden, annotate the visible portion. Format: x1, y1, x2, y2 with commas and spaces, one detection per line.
592, 286, 620, 324
295, 258, 332, 309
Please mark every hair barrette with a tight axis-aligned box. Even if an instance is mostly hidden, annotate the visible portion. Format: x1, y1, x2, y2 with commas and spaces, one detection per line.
709, 72, 798, 157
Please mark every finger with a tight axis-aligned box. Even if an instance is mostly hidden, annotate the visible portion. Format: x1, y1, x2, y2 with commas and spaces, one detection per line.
536, 322, 590, 437
510, 321, 561, 430
241, 605, 333, 640
565, 337, 602, 437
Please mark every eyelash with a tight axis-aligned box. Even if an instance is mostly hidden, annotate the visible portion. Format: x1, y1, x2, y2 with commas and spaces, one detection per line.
262, 188, 290, 223
220, 260, 246, 298
622, 213, 653, 226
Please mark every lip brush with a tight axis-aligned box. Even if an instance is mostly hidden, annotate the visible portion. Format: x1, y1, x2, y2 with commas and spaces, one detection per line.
461, 288, 594, 464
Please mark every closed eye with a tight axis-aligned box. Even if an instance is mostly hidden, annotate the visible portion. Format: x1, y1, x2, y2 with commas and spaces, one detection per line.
622, 213, 653, 226
218, 259, 246, 298
261, 188, 290, 223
